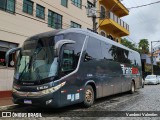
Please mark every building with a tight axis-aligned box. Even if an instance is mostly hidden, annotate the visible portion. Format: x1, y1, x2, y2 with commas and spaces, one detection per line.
98, 0, 129, 42
0, 0, 93, 97
0, 0, 129, 97
152, 46, 160, 63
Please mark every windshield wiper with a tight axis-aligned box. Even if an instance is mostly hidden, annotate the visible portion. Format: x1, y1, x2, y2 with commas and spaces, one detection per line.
19, 63, 29, 80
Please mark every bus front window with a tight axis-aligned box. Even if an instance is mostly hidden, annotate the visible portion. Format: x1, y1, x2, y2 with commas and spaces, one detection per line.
15, 38, 58, 82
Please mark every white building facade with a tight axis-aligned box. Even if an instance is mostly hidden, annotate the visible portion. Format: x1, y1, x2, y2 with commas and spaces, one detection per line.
0, 0, 93, 97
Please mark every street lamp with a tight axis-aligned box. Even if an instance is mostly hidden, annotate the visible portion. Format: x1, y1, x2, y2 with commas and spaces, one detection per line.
151, 40, 160, 75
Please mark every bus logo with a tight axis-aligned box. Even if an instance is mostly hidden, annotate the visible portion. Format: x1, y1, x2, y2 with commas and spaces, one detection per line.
120, 64, 139, 75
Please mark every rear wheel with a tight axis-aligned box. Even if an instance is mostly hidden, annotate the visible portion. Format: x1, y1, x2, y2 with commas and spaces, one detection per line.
130, 81, 135, 94
82, 85, 94, 108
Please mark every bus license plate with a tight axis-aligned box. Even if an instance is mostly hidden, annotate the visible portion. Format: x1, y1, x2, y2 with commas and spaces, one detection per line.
24, 99, 32, 104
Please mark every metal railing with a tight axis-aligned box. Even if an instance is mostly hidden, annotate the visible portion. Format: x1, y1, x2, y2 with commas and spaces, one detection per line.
100, 11, 129, 31
109, 11, 129, 31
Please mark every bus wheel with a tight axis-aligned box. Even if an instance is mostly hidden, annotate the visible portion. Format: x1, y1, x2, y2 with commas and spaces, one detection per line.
130, 81, 135, 94
82, 85, 94, 107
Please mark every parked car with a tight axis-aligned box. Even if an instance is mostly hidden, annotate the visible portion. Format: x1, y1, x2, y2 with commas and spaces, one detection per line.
157, 75, 160, 84
142, 78, 144, 88
144, 75, 159, 85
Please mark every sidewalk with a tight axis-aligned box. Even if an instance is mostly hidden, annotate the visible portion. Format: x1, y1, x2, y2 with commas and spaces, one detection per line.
0, 97, 13, 107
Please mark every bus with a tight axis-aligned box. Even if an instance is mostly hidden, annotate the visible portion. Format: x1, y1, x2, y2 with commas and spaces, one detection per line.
6, 28, 143, 108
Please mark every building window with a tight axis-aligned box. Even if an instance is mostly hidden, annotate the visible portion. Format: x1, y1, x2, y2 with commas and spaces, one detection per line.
71, 21, 81, 28
87, 1, 94, 8
36, 4, 45, 19
0, 0, 15, 14
100, 6, 106, 19
23, 0, 33, 15
71, 0, 82, 8
48, 10, 62, 29
107, 34, 114, 40
61, 0, 68, 7
100, 31, 106, 37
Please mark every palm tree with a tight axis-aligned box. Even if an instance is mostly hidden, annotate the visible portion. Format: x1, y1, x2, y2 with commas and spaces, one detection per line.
138, 39, 149, 54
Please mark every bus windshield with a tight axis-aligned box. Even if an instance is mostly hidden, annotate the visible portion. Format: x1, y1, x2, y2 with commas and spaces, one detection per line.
15, 37, 58, 82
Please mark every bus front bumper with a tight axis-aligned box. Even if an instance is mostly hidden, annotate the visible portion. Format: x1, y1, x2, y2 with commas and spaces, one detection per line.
12, 92, 61, 108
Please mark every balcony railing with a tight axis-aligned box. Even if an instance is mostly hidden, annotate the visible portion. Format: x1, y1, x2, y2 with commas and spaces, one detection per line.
100, 11, 129, 31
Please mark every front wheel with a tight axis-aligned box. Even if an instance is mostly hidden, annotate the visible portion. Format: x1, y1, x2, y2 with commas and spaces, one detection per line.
82, 85, 94, 108
130, 81, 135, 94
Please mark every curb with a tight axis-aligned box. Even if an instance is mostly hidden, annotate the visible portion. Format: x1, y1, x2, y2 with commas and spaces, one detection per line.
0, 104, 18, 111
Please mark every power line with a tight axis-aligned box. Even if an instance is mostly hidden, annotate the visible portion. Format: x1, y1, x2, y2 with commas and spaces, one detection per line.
128, 0, 160, 10
126, 36, 138, 44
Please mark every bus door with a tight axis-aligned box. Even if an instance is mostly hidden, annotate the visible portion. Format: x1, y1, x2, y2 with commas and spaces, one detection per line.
59, 44, 82, 106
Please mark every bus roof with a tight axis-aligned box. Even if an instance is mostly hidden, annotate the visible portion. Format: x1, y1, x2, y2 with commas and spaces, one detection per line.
28, 28, 138, 54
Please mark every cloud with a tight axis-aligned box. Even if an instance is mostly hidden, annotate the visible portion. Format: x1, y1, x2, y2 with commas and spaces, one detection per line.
121, 0, 160, 47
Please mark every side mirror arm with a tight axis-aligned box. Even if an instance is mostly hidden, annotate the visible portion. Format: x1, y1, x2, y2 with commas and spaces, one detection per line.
5, 47, 21, 67
54, 40, 76, 56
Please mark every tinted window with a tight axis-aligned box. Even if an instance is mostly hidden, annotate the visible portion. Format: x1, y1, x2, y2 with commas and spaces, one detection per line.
62, 50, 74, 72
101, 41, 131, 63
64, 33, 85, 55
128, 51, 141, 66
64, 33, 86, 69
108, 45, 130, 63
101, 41, 113, 61
84, 37, 103, 62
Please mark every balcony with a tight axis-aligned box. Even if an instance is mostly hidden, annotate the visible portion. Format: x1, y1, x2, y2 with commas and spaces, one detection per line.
99, 0, 129, 17
99, 12, 129, 37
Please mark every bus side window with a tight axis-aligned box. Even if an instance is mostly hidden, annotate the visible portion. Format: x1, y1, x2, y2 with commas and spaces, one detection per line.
61, 49, 74, 73
84, 37, 103, 62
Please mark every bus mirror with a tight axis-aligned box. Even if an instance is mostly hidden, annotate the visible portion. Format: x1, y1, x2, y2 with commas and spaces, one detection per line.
5, 47, 21, 67
54, 39, 75, 56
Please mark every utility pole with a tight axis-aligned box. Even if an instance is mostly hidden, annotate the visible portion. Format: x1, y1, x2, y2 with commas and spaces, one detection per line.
151, 41, 154, 75
92, 0, 97, 33
151, 40, 160, 75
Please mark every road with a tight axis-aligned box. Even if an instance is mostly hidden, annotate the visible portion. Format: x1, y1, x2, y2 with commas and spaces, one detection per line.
1, 85, 160, 120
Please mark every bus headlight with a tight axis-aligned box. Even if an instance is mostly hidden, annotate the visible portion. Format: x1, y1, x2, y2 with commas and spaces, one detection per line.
41, 81, 66, 95
12, 81, 66, 97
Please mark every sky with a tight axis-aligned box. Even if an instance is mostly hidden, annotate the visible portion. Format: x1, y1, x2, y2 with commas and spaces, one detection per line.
121, 0, 160, 49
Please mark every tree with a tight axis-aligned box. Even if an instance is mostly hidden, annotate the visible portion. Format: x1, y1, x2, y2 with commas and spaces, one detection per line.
121, 38, 138, 52
138, 39, 149, 54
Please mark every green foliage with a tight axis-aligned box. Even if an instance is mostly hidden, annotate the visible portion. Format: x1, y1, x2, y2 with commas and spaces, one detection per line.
121, 38, 139, 52
138, 39, 149, 54
121, 38, 149, 54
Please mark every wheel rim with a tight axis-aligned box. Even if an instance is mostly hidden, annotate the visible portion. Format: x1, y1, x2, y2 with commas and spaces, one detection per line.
85, 89, 93, 103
